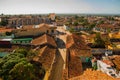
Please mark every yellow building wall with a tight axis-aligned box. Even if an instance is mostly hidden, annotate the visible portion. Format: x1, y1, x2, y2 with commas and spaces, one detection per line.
109, 32, 120, 38
43, 71, 50, 80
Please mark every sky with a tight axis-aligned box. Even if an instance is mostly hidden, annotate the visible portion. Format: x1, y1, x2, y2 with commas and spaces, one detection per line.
0, 0, 120, 14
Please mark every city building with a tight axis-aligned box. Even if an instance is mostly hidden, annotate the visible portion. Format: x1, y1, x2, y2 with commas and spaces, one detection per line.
31, 34, 57, 48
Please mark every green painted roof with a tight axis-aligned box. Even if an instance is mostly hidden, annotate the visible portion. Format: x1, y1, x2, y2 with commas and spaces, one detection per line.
12, 38, 33, 41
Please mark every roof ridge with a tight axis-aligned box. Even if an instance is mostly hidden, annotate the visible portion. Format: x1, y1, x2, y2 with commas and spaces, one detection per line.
39, 46, 48, 56
44, 34, 48, 43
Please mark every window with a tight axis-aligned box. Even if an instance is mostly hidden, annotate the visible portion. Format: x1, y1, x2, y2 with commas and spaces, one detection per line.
46, 30, 49, 33
51, 30, 54, 33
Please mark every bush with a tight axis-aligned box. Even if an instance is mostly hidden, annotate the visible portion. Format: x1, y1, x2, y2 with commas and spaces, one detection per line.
0, 20, 8, 26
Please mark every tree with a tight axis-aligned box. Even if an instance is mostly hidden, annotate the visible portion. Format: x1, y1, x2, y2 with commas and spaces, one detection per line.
69, 27, 75, 33
87, 23, 96, 31
0, 49, 45, 80
92, 33, 105, 48
9, 60, 37, 80
73, 21, 78, 26
0, 20, 8, 26
81, 19, 89, 26
27, 50, 39, 61
15, 48, 28, 57
74, 15, 79, 19
98, 20, 104, 25
5, 32, 12, 36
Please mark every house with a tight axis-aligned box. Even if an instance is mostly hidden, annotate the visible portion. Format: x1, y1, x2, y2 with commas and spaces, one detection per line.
39, 23, 57, 34
13, 23, 57, 38
108, 32, 120, 49
56, 20, 64, 26
0, 27, 13, 34
97, 60, 120, 78
109, 32, 120, 39
66, 34, 90, 49
94, 23, 120, 33
33, 46, 56, 80
8, 16, 44, 27
0, 39, 12, 48
112, 56, 120, 73
64, 34, 91, 79
69, 69, 120, 80
66, 34, 91, 58
63, 25, 70, 30
31, 34, 57, 48
82, 34, 96, 44
68, 54, 83, 78
49, 13, 56, 21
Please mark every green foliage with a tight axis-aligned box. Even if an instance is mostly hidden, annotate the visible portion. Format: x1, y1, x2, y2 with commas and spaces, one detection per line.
15, 48, 28, 57
27, 50, 39, 61
73, 21, 78, 26
78, 17, 84, 22
106, 16, 114, 21
98, 20, 104, 25
69, 27, 75, 33
9, 60, 36, 80
74, 15, 79, 19
0, 20, 8, 26
92, 62, 97, 70
89, 23, 96, 30
5, 32, 12, 36
0, 49, 45, 80
92, 33, 105, 48
80, 19, 89, 26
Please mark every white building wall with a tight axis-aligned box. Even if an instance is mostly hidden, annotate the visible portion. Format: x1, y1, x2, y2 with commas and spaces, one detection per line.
97, 60, 120, 78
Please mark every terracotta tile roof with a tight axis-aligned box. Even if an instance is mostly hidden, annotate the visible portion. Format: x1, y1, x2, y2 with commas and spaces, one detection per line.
97, 23, 114, 29
101, 33, 109, 38
39, 23, 57, 29
0, 28, 13, 33
22, 25, 34, 29
81, 35, 87, 39
31, 34, 57, 47
68, 55, 83, 79
14, 25, 50, 37
14, 29, 43, 37
69, 69, 119, 80
39, 23, 50, 28
33, 46, 56, 70
70, 49, 91, 57
13, 23, 57, 37
88, 34, 96, 38
102, 60, 114, 66
66, 34, 90, 49
109, 32, 120, 39
62, 69, 68, 80
112, 56, 120, 70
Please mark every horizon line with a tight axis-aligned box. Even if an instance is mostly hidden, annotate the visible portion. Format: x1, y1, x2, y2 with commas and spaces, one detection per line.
1, 13, 120, 16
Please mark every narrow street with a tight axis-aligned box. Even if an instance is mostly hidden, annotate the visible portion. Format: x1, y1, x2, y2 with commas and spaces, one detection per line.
56, 27, 69, 69
49, 49, 64, 80
49, 26, 69, 80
